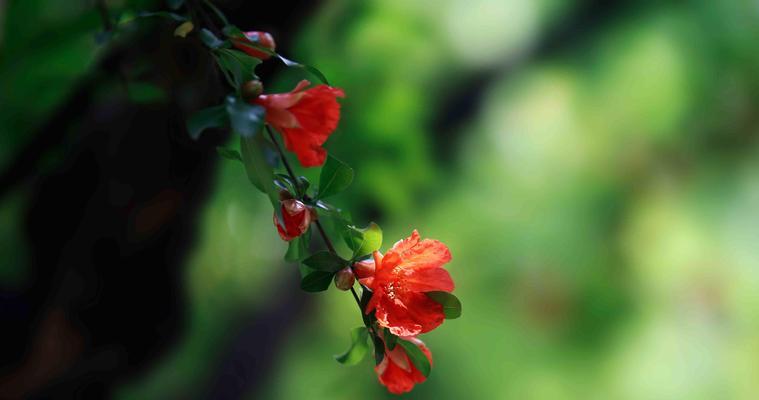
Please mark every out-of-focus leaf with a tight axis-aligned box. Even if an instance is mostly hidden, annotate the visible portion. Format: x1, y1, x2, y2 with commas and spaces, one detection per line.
216, 147, 241, 162
426, 291, 461, 319
239, 134, 278, 207
136, 11, 186, 21
215, 49, 261, 88
317, 155, 353, 199
335, 327, 370, 365
225, 96, 265, 138
167, 0, 185, 10
398, 339, 431, 377
127, 82, 167, 104
285, 237, 301, 262
187, 105, 227, 140
302, 251, 348, 272
173, 21, 194, 38
199, 28, 225, 49
222, 25, 246, 39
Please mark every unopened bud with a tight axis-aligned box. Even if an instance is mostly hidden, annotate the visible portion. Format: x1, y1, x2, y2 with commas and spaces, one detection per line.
334, 267, 355, 291
232, 31, 276, 60
353, 258, 376, 280
241, 80, 264, 101
278, 188, 293, 201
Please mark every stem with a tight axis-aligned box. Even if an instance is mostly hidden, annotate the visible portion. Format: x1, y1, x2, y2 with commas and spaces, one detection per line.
203, 0, 230, 27
265, 125, 298, 183
265, 125, 370, 319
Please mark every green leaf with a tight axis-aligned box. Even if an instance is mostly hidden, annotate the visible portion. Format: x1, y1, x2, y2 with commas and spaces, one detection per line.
225, 96, 265, 138
334, 327, 370, 365
167, 0, 185, 10
276, 55, 330, 85
285, 231, 310, 262
383, 328, 398, 350
239, 134, 277, 205
187, 105, 227, 140
215, 49, 261, 88
302, 251, 348, 272
398, 339, 431, 377
199, 28, 225, 49
285, 237, 300, 262
300, 268, 335, 292
222, 25, 246, 39
344, 222, 382, 258
426, 291, 462, 319
216, 147, 241, 162
127, 82, 166, 104
136, 11, 187, 21
274, 173, 297, 195
297, 176, 311, 194
317, 155, 353, 199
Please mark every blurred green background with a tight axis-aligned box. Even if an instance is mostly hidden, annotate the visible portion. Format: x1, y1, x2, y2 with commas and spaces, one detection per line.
2, 0, 759, 398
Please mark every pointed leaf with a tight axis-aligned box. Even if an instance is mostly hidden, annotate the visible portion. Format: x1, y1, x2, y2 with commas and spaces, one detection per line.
187, 105, 227, 140
302, 251, 348, 272
215, 49, 261, 88
199, 28, 225, 49
226, 96, 265, 138
216, 147, 241, 162
344, 222, 382, 258
300, 268, 334, 292
426, 291, 462, 319
137, 11, 187, 21
334, 327, 370, 365
397, 339, 431, 377
239, 135, 278, 206
317, 155, 353, 199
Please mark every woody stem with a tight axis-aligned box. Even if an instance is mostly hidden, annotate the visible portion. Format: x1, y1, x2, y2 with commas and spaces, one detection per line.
265, 125, 367, 316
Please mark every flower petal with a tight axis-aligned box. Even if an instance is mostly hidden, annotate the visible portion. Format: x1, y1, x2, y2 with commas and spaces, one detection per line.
400, 267, 455, 293
375, 291, 445, 336
383, 236, 452, 272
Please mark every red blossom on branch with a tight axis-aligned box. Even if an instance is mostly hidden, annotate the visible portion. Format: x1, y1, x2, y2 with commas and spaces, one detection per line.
362, 230, 454, 336
232, 30, 276, 59
376, 338, 432, 394
184, 21, 460, 394
273, 199, 312, 241
254, 80, 345, 167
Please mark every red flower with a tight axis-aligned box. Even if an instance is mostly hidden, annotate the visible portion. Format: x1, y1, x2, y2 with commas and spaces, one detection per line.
273, 199, 312, 241
254, 80, 345, 167
232, 31, 276, 60
376, 337, 432, 394
363, 230, 454, 336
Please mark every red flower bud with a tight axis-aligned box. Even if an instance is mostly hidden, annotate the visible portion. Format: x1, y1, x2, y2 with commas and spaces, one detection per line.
273, 199, 312, 241
333, 267, 355, 291
376, 337, 432, 394
353, 258, 376, 286
232, 31, 276, 60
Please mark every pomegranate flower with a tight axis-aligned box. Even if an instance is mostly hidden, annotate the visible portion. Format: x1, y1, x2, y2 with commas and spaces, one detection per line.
363, 230, 454, 336
376, 337, 432, 394
232, 31, 276, 60
273, 199, 312, 241
254, 80, 345, 167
